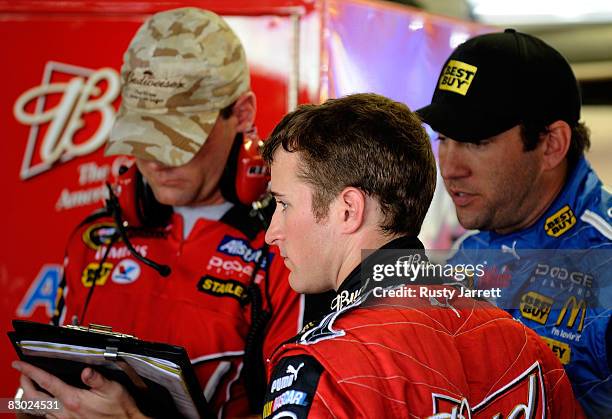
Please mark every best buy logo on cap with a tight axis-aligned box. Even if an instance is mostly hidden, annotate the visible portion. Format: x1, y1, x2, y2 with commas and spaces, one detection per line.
438, 60, 477, 96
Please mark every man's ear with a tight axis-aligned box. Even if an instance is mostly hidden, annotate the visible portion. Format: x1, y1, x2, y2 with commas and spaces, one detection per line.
336, 187, 366, 234
232, 91, 256, 133
541, 120, 571, 171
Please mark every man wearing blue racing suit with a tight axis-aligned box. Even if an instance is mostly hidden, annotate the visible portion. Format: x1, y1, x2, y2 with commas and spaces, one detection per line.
417, 29, 611, 417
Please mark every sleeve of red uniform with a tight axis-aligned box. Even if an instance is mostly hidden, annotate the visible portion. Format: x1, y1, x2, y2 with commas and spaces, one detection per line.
194, 358, 251, 417
263, 354, 325, 419
266, 354, 381, 418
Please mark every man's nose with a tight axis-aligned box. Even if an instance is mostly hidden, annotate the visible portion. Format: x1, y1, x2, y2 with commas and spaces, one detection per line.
265, 210, 282, 246
439, 140, 471, 180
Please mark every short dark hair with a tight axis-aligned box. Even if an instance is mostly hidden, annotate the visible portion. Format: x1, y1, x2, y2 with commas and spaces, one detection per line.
520, 121, 591, 168
262, 93, 436, 236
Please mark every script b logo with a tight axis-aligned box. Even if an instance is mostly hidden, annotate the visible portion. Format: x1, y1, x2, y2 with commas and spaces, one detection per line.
13, 61, 121, 179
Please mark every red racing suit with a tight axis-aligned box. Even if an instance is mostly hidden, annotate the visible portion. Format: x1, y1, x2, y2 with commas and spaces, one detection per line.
264, 237, 583, 418
53, 181, 304, 417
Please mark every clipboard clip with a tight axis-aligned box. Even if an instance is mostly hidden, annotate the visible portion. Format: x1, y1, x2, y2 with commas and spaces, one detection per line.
103, 347, 148, 391
63, 323, 137, 339
63, 327, 148, 391
104, 346, 119, 360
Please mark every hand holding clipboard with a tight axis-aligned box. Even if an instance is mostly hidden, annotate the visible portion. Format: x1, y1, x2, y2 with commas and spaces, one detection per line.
8, 320, 211, 418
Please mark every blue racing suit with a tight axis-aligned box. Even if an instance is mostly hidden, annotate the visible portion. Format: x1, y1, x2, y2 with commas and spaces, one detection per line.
450, 156, 611, 418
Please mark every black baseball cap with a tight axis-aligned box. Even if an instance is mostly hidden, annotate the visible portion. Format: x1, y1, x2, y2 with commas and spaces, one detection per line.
416, 29, 581, 142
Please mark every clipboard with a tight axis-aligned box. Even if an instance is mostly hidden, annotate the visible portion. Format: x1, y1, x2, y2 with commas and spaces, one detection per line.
8, 320, 212, 419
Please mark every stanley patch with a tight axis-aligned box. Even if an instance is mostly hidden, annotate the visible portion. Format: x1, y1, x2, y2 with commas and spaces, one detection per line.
81, 262, 113, 287
519, 292, 553, 325
542, 337, 571, 365
197, 276, 246, 301
544, 205, 576, 237
438, 60, 477, 96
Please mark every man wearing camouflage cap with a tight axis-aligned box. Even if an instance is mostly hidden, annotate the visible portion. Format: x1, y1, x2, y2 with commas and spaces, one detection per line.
106, 6, 250, 169
13, 8, 306, 418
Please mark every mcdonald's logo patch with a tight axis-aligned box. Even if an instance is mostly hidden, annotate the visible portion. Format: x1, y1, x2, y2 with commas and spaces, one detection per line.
556, 296, 587, 333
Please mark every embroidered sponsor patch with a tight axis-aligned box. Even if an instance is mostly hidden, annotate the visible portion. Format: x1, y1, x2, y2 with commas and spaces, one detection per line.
111, 259, 141, 284
81, 262, 113, 287
83, 223, 118, 250
531, 262, 594, 291
206, 255, 265, 282
541, 337, 571, 364
216, 235, 272, 268
544, 204, 576, 237
431, 362, 545, 417
555, 296, 587, 333
438, 59, 478, 96
331, 288, 363, 311
270, 362, 305, 394
519, 291, 553, 325
95, 245, 148, 260
264, 355, 323, 419
197, 276, 246, 301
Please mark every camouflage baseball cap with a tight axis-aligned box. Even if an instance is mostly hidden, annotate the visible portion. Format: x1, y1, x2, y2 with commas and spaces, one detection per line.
106, 7, 250, 166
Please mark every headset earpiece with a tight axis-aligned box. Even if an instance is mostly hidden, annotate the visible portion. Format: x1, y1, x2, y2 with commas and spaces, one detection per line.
220, 130, 269, 206
111, 163, 140, 227
111, 163, 172, 228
